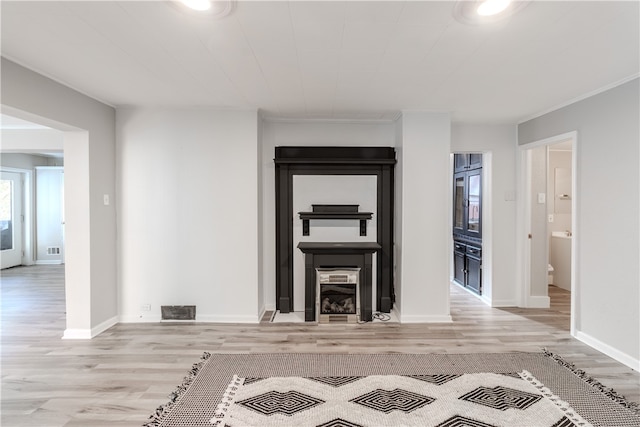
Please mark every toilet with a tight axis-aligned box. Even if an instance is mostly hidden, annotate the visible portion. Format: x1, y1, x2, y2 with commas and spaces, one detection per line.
548, 264, 554, 285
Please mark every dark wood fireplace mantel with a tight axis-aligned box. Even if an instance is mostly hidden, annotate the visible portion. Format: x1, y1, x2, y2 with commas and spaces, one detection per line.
298, 242, 381, 322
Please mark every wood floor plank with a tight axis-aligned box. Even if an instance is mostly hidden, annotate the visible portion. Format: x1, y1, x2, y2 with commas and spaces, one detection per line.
1, 265, 638, 426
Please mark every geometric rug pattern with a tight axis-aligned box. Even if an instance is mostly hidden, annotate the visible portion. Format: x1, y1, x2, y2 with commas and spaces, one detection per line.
144, 352, 640, 427
210, 372, 591, 426
458, 385, 542, 411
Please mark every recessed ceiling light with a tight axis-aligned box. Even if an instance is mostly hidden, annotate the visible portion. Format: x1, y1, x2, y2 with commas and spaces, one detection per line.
453, 0, 529, 25
171, 0, 235, 18
477, 0, 511, 17
179, 0, 211, 11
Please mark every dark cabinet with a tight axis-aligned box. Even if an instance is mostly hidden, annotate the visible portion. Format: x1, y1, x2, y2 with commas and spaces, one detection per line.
454, 153, 482, 173
453, 153, 482, 295
452, 241, 482, 294
453, 168, 482, 239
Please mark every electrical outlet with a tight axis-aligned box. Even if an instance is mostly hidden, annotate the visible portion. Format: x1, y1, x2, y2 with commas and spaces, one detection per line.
548, 214, 554, 223
537, 193, 546, 204
140, 304, 151, 311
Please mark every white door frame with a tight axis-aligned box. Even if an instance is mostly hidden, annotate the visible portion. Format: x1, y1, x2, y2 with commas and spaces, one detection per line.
517, 130, 578, 336
1, 167, 33, 267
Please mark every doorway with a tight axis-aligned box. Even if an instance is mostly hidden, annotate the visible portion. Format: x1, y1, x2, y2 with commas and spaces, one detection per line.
1, 170, 24, 269
518, 131, 577, 335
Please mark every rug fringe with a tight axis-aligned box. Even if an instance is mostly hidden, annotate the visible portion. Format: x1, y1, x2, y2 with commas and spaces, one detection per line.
143, 351, 212, 427
520, 370, 593, 427
542, 348, 640, 416
211, 375, 244, 426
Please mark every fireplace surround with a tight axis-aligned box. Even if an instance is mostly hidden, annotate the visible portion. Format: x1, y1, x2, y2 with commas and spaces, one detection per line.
274, 146, 396, 318
298, 242, 380, 322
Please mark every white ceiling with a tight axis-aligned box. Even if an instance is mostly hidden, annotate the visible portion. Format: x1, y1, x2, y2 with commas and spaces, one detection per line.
1, 0, 638, 123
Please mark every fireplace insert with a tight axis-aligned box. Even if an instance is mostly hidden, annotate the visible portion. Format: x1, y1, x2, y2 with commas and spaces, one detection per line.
316, 268, 360, 323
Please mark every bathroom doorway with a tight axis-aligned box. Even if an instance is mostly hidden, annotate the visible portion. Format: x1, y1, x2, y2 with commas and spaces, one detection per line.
519, 131, 577, 335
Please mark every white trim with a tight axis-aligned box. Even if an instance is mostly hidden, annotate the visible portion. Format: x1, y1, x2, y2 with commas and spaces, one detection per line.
258, 304, 267, 322
62, 315, 118, 339
260, 116, 399, 125
119, 314, 161, 323
197, 314, 260, 323
526, 295, 550, 308
400, 314, 453, 323
35, 260, 63, 265
490, 299, 518, 307
0, 167, 34, 265
62, 328, 92, 339
575, 331, 640, 372
91, 315, 118, 337
517, 131, 578, 333
118, 314, 261, 324
518, 74, 640, 124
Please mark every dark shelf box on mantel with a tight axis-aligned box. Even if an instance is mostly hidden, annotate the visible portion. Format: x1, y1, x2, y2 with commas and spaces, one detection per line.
298, 205, 373, 236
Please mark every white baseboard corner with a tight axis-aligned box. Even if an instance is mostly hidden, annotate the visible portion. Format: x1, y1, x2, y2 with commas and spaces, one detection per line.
527, 296, 550, 308
62, 315, 118, 339
575, 331, 640, 372
91, 315, 118, 337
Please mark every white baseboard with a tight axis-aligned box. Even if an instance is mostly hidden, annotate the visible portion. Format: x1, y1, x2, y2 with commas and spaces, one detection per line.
400, 314, 453, 323
35, 260, 63, 265
575, 331, 640, 372
119, 314, 161, 323
62, 328, 92, 339
91, 315, 118, 337
490, 299, 518, 307
197, 314, 260, 323
63, 315, 118, 339
119, 314, 260, 323
527, 296, 550, 308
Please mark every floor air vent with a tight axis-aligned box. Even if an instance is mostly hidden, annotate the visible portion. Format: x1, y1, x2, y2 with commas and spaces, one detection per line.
47, 247, 61, 255
161, 305, 196, 321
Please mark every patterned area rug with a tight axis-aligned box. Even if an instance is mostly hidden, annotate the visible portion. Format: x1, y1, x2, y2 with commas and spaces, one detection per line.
145, 351, 640, 427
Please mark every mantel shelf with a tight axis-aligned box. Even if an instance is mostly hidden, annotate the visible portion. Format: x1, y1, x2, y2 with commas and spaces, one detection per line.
298, 212, 373, 220
298, 205, 373, 236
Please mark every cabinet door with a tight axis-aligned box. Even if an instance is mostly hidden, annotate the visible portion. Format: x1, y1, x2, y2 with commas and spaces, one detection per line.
453, 173, 466, 234
466, 256, 481, 293
454, 154, 468, 172
453, 249, 466, 285
466, 170, 482, 238
468, 154, 483, 170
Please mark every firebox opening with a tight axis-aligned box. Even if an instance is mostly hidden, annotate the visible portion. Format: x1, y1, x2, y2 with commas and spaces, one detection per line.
316, 267, 360, 324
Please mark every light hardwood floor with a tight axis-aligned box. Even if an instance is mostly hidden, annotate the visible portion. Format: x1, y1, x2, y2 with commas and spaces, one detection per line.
1, 265, 638, 426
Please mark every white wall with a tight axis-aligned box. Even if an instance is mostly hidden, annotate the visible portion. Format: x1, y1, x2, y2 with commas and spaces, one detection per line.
1, 129, 64, 154
451, 124, 518, 306
518, 78, 640, 370
35, 167, 64, 264
1, 58, 117, 338
398, 112, 451, 322
260, 119, 397, 311
116, 108, 260, 323
547, 149, 572, 234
